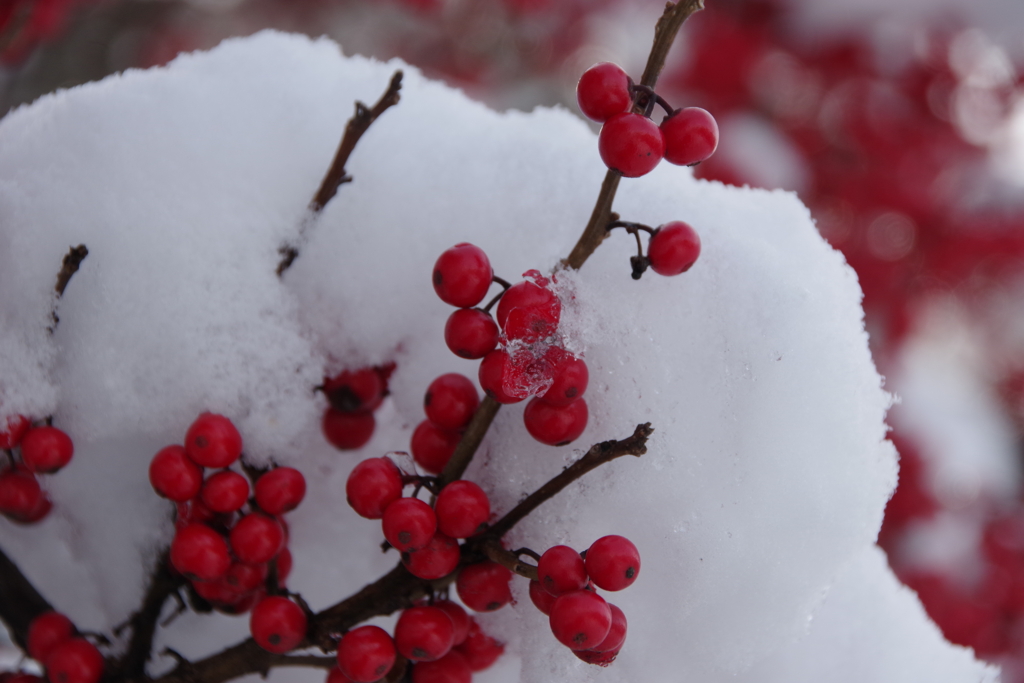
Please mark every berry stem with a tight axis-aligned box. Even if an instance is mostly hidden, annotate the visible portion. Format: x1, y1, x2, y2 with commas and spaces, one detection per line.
563, 0, 703, 272
276, 70, 404, 277
437, 396, 502, 488
479, 539, 539, 581
481, 276, 512, 314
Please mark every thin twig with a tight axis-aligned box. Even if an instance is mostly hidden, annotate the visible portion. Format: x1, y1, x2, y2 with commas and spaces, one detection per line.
438, 396, 502, 488
50, 244, 88, 331
277, 70, 404, 276
0, 546, 54, 650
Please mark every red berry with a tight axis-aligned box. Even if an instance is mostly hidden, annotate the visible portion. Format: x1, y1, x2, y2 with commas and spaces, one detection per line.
432, 243, 493, 308
223, 561, 268, 593
382, 497, 437, 552
598, 112, 665, 178
20, 427, 73, 474
424, 374, 479, 431
28, 611, 74, 663
495, 273, 561, 342
647, 221, 701, 276
149, 446, 203, 502
346, 457, 403, 519
660, 106, 719, 166
322, 409, 375, 450
538, 545, 588, 596
326, 667, 353, 683
192, 577, 243, 605
573, 645, 621, 665
454, 619, 504, 671
185, 413, 242, 468
0, 414, 31, 449
410, 421, 460, 474
411, 650, 472, 683
576, 62, 632, 123
588, 603, 627, 653
201, 470, 250, 513
435, 480, 490, 539
217, 588, 264, 616
523, 397, 588, 446
44, 637, 103, 683
585, 535, 640, 591
395, 606, 455, 662
324, 369, 385, 413
6, 674, 45, 683
0, 468, 44, 521
18, 492, 51, 524
456, 561, 513, 612
539, 353, 588, 406
549, 590, 612, 650
444, 309, 499, 359
528, 580, 557, 615
434, 601, 470, 646
170, 523, 231, 581
336, 625, 396, 683
250, 596, 307, 653
230, 513, 285, 565
255, 467, 306, 515
478, 350, 526, 404
402, 532, 460, 580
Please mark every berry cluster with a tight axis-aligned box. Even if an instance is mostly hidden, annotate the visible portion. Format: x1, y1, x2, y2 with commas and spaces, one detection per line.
527, 536, 639, 665
0, 611, 106, 683
434, 243, 590, 447
149, 413, 308, 651
576, 62, 719, 178
321, 364, 395, 451
0, 415, 74, 524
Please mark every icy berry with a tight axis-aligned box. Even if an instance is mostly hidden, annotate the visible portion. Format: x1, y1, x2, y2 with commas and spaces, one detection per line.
382, 497, 437, 552
255, 467, 306, 515
20, 426, 73, 474
324, 368, 385, 413
454, 619, 504, 671
149, 445, 203, 502
456, 561, 513, 612
201, 470, 250, 513
538, 545, 588, 596
576, 63, 632, 123
44, 637, 103, 683
523, 397, 588, 446
185, 413, 242, 468
647, 221, 701, 276
171, 523, 231, 581
322, 409, 375, 450
412, 650, 472, 683
0, 414, 31, 449
250, 596, 307, 653
395, 605, 455, 662
598, 112, 665, 178
529, 580, 557, 615
539, 354, 589, 407
424, 374, 479, 431
435, 480, 490, 539
444, 309, 499, 359
336, 625, 396, 683
230, 513, 285, 565
27, 611, 74, 663
585, 535, 640, 591
549, 590, 612, 650
660, 106, 719, 166
0, 468, 44, 521
410, 421, 460, 474
434, 600, 470, 645
433, 243, 493, 308
402, 532, 460, 580
478, 350, 525, 404
495, 273, 561, 342
346, 457, 403, 519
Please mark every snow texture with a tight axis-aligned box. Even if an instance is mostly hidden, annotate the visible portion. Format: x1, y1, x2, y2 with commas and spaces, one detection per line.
0, 31, 997, 682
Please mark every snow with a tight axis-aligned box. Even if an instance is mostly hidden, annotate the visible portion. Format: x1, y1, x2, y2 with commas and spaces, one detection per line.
0, 31, 997, 682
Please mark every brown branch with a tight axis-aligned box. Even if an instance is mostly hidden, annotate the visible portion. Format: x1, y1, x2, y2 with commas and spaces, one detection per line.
438, 396, 502, 488
110, 550, 186, 681
485, 423, 653, 540
0, 545, 54, 650
479, 538, 538, 581
563, 0, 704, 271
277, 70, 404, 277
50, 244, 89, 331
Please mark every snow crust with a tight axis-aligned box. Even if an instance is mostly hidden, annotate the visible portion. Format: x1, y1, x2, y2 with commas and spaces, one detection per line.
0, 31, 996, 682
